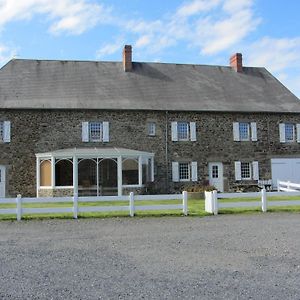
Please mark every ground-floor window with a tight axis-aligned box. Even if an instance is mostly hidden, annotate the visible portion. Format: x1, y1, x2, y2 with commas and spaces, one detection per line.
122, 158, 138, 185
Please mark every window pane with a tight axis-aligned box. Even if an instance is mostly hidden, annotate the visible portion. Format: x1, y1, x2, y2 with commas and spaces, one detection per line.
212, 165, 218, 178
55, 159, 73, 186
89, 122, 103, 142
241, 162, 251, 179
179, 162, 189, 180
122, 159, 138, 185
285, 123, 294, 141
148, 122, 156, 136
239, 123, 250, 140
177, 122, 189, 140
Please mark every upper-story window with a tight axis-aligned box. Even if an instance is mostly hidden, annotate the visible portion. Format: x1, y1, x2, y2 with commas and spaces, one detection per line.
147, 122, 156, 136
177, 122, 189, 140
0, 121, 11, 143
82, 121, 109, 143
279, 123, 300, 143
171, 121, 196, 142
233, 122, 257, 142
89, 122, 103, 142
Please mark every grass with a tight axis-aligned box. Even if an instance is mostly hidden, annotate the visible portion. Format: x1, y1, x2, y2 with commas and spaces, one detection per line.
0, 196, 300, 220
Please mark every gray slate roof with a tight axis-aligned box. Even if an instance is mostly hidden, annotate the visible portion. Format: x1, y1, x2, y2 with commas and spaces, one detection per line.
0, 58, 299, 112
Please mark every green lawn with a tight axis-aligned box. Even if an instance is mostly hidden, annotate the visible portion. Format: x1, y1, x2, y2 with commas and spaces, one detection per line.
0, 196, 300, 220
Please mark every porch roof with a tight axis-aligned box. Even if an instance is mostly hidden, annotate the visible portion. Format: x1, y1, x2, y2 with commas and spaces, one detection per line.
35, 147, 155, 159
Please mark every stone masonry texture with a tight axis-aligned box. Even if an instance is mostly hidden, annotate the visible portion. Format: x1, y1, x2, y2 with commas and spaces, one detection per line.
1, 109, 300, 197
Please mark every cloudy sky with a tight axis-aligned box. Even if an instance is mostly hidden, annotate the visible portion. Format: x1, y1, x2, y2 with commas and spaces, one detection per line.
0, 0, 299, 97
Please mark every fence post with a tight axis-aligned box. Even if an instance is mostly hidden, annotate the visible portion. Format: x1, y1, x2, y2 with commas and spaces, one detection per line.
287, 181, 291, 191
16, 194, 22, 221
277, 180, 279, 192
213, 190, 218, 215
261, 188, 267, 212
73, 193, 78, 219
182, 191, 188, 216
129, 192, 134, 217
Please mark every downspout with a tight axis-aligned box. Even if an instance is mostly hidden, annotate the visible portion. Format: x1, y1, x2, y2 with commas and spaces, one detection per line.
165, 110, 169, 192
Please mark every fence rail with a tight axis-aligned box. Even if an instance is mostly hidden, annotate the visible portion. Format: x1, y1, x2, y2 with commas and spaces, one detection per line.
205, 187, 300, 215
277, 180, 300, 192
0, 192, 188, 221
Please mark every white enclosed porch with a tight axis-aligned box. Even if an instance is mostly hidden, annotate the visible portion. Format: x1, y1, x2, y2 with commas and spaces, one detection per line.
36, 148, 154, 197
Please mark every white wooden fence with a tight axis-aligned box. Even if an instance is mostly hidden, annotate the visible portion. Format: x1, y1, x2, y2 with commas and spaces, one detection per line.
277, 180, 300, 192
0, 192, 188, 221
205, 189, 300, 215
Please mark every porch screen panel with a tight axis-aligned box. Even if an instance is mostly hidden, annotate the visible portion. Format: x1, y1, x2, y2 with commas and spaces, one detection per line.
40, 160, 51, 186
55, 159, 73, 186
122, 159, 138, 185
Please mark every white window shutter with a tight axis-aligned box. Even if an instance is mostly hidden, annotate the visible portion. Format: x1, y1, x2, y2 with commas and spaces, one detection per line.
279, 123, 285, 143
191, 161, 198, 181
251, 122, 257, 141
252, 161, 259, 180
3, 121, 11, 143
171, 122, 178, 141
233, 122, 240, 141
297, 124, 300, 143
234, 161, 241, 181
82, 122, 89, 142
190, 122, 196, 141
103, 122, 109, 142
172, 162, 179, 182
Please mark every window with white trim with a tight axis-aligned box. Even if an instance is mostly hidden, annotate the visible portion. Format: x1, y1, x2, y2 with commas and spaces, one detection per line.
233, 122, 257, 142
0, 122, 3, 142
241, 162, 251, 180
147, 122, 156, 136
89, 122, 103, 142
239, 122, 250, 141
177, 122, 189, 141
285, 123, 295, 142
179, 162, 190, 181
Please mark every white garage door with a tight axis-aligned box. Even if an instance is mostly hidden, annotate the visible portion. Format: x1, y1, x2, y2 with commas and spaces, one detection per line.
271, 158, 300, 188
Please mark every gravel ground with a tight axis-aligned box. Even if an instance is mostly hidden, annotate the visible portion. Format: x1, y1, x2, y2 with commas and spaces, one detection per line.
0, 213, 300, 299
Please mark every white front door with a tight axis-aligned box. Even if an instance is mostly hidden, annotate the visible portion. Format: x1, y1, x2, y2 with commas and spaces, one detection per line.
209, 162, 224, 192
0, 166, 6, 197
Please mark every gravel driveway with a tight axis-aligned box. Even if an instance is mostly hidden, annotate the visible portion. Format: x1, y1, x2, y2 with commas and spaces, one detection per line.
0, 213, 300, 299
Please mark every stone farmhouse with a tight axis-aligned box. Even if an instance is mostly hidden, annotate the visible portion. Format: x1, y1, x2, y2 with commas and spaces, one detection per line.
1, 45, 300, 198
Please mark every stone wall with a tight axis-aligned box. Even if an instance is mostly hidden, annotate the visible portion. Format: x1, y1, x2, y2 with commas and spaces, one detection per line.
1, 109, 300, 197
38, 188, 74, 198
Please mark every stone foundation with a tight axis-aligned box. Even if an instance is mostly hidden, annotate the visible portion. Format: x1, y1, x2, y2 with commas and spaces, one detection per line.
38, 188, 74, 197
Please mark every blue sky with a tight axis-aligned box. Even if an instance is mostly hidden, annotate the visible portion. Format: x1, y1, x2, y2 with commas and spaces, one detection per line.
0, 0, 299, 97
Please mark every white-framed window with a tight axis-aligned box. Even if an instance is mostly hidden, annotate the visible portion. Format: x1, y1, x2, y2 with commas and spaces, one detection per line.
239, 122, 250, 141
212, 165, 218, 178
233, 122, 257, 142
89, 122, 103, 142
82, 121, 109, 143
284, 123, 295, 142
0, 121, 11, 143
234, 161, 259, 181
171, 122, 196, 141
179, 162, 190, 181
279, 123, 300, 143
147, 122, 156, 136
240, 162, 251, 179
177, 122, 189, 141
172, 161, 198, 182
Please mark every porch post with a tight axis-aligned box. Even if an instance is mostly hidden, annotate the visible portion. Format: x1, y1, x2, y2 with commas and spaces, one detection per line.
51, 156, 55, 188
151, 157, 154, 182
73, 156, 78, 196
117, 156, 122, 196
36, 157, 40, 197
138, 156, 143, 186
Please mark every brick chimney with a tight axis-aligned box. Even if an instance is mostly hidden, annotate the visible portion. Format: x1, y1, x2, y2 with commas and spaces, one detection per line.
123, 45, 132, 72
230, 53, 243, 72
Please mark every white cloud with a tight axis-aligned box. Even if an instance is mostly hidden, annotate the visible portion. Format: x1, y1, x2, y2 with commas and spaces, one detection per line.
96, 37, 125, 59
0, 44, 18, 65
0, 0, 112, 35
176, 0, 221, 18
246, 37, 300, 98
